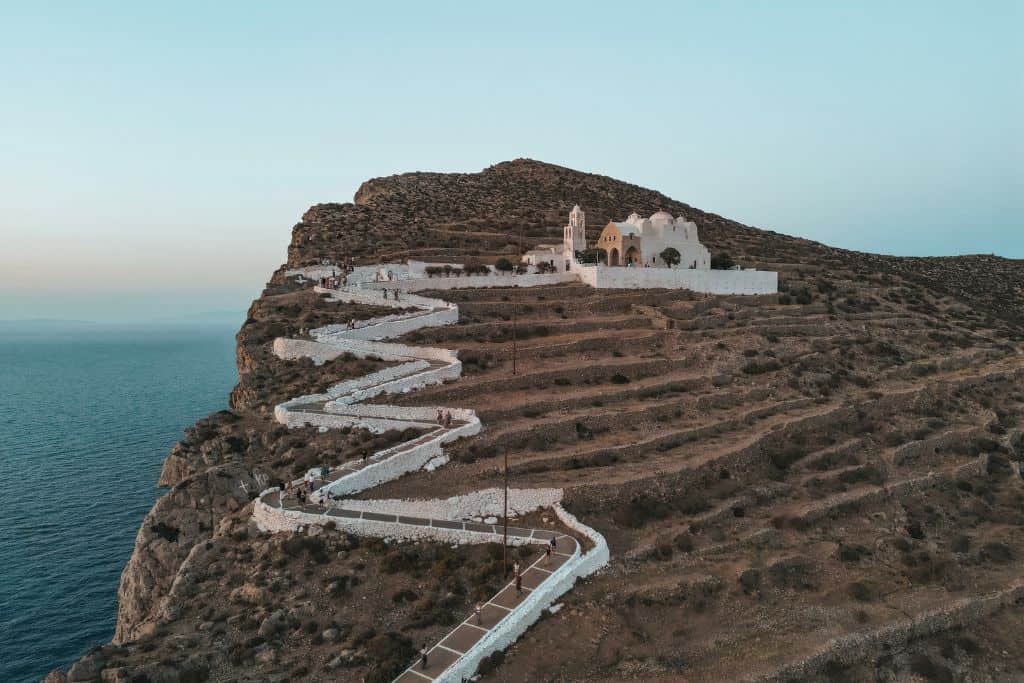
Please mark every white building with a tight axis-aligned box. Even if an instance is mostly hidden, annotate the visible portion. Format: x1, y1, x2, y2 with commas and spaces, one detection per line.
596, 211, 711, 269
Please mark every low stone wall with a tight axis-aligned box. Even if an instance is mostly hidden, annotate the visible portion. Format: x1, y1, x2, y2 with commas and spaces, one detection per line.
576, 264, 778, 294
440, 504, 610, 683
753, 582, 1024, 682
334, 487, 563, 520
254, 496, 533, 546
402, 272, 577, 292
318, 419, 481, 497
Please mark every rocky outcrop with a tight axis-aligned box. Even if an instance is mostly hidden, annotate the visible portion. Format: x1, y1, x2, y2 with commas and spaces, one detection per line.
114, 464, 255, 643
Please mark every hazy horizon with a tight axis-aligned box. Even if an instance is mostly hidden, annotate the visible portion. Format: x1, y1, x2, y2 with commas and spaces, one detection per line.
2, 2, 1020, 323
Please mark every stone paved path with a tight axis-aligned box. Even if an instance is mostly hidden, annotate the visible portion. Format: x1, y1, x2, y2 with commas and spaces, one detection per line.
256, 271, 605, 683
393, 533, 579, 683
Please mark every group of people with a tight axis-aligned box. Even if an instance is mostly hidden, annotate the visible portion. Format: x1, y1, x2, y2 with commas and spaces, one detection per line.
318, 273, 347, 288
436, 410, 454, 428
316, 258, 356, 289
381, 287, 400, 301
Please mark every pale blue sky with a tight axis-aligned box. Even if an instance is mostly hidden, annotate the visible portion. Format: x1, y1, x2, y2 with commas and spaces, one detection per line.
1, 1, 1020, 322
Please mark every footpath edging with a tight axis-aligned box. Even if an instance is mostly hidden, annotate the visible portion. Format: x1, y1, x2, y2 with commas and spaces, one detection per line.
254, 271, 610, 682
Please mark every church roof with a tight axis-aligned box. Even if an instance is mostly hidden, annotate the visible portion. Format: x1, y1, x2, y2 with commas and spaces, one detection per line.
611, 222, 641, 236
650, 210, 674, 222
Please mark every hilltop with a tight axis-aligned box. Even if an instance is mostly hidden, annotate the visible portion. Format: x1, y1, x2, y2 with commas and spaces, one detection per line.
49, 160, 1024, 683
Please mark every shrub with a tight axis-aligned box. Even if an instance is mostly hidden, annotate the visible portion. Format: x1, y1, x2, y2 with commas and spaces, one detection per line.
742, 360, 782, 375
363, 633, 416, 683
610, 373, 630, 384
614, 495, 670, 528
494, 257, 514, 272
391, 588, 418, 603
477, 650, 505, 676
674, 533, 695, 552
710, 252, 734, 270
847, 580, 878, 602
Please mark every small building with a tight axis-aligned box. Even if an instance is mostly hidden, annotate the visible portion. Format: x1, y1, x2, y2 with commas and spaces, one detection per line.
596, 211, 710, 269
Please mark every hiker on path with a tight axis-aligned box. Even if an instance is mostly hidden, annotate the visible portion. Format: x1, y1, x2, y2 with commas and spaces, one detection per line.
513, 561, 521, 578
544, 542, 552, 565
474, 602, 483, 625
444, 411, 452, 428
420, 646, 428, 670
436, 409, 444, 425
382, 288, 388, 300
515, 571, 523, 594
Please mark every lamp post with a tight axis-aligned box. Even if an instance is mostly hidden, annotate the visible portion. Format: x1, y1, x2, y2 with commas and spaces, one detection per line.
503, 448, 508, 575
504, 221, 526, 574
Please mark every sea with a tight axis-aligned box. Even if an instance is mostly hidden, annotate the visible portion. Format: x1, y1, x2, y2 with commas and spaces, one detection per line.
0, 321, 240, 683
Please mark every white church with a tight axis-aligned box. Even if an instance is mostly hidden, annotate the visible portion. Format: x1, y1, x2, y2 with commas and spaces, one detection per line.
522, 205, 710, 271
597, 210, 710, 269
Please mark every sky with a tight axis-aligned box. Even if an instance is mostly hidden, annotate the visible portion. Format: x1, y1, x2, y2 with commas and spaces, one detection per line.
1, 1, 1020, 322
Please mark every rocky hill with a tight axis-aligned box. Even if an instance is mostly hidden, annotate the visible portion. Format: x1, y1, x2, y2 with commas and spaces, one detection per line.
48, 160, 1024, 682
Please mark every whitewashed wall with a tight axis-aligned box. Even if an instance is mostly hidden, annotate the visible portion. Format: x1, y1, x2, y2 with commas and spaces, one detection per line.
574, 264, 777, 294
402, 272, 577, 292
440, 504, 610, 683
334, 487, 563, 520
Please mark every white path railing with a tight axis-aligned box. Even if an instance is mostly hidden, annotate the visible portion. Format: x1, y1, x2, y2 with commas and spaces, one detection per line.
254, 268, 609, 683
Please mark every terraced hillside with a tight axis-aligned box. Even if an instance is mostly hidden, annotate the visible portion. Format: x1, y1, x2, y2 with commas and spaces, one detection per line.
369, 279, 1024, 681
50, 160, 1024, 683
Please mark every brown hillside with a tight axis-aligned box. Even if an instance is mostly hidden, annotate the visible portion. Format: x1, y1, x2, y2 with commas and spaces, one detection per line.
52, 161, 1024, 683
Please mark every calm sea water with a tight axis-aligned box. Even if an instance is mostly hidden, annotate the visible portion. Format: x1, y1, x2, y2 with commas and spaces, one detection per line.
0, 323, 239, 682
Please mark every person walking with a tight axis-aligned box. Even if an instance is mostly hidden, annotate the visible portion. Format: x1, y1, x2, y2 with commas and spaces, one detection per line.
544, 542, 552, 566
513, 560, 521, 578
436, 409, 444, 426
474, 602, 483, 626
515, 570, 523, 594
419, 646, 428, 671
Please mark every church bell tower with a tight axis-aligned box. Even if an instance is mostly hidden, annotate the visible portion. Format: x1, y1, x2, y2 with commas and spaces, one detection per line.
564, 204, 586, 256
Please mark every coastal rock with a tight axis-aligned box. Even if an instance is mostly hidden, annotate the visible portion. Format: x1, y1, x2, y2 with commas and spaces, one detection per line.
114, 464, 254, 643
67, 654, 104, 682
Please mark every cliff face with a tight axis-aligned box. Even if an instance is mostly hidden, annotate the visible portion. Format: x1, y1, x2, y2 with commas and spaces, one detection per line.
53, 160, 1024, 683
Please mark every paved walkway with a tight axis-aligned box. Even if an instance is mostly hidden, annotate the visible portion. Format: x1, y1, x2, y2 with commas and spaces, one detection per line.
394, 534, 578, 682
257, 273, 597, 683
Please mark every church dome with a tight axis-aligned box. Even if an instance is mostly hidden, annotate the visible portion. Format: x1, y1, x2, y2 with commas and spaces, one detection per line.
650, 210, 674, 222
